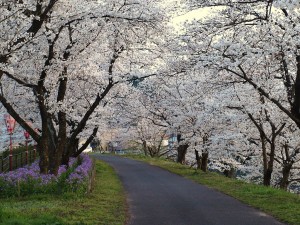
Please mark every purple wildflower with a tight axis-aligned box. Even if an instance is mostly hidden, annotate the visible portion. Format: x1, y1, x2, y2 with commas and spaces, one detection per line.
0, 156, 81, 188
66, 154, 93, 186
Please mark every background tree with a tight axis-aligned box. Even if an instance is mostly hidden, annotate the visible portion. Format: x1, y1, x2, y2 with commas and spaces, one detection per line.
179, 0, 300, 189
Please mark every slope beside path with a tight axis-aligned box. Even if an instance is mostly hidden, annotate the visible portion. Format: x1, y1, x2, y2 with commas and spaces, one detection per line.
95, 155, 285, 225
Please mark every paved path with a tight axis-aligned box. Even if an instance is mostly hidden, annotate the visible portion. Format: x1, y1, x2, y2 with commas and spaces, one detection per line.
96, 155, 285, 225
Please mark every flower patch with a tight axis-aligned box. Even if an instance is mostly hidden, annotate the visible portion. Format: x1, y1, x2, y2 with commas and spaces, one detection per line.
0, 154, 93, 197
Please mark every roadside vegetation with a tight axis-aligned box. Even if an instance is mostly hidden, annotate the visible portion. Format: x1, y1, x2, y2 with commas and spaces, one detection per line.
0, 154, 93, 197
0, 159, 127, 225
125, 154, 300, 225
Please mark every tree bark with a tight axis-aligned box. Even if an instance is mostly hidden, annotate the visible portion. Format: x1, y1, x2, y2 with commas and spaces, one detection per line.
201, 152, 208, 172
48, 69, 68, 175
61, 138, 79, 166
38, 136, 49, 174
263, 168, 272, 186
142, 140, 148, 156
177, 144, 188, 164
263, 124, 278, 186
280, 163, 292, 190
291, 55, 300, 128
50, 113, 67, 175
195, 150, 201, 169
260, 131, 271, 186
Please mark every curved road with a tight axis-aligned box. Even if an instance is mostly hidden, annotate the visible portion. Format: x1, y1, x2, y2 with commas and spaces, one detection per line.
96, 155, 285, 225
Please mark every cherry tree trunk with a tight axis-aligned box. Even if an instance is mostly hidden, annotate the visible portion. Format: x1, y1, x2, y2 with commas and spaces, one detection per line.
280, 164, 292, 190
142, 140, 148, 156
200, 152, 208, 172
263, 169, 272, 186
261, 132, 276, 187
261, 133, 268, 178
48, 140, 58, 174
195, 150, 201, 169
177, 144, 188, 164
291, 55, 300, 128
38, 138, 50, 174
263, 141, 275, 186
61, 138, 79, 166
50, 140, 66, 175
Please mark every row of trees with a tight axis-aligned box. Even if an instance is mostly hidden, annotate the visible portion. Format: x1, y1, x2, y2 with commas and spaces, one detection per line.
2, 0, 300, 192
186, 0, 300, 190
105, 1, 300, 191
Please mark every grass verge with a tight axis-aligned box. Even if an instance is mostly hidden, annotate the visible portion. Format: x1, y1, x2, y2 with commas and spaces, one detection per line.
125, 154, 300, 225
0, 159, 127, 225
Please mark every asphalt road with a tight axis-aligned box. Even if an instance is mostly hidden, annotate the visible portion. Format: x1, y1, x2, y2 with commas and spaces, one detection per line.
96, 155, 285, 225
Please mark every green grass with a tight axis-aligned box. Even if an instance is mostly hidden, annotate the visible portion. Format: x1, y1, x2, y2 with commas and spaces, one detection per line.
0, 160, 127, 225
125, 154, 300, 225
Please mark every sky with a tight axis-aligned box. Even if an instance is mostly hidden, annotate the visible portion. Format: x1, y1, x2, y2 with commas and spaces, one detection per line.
172, 8, 211, 25
169, 7, 218, 34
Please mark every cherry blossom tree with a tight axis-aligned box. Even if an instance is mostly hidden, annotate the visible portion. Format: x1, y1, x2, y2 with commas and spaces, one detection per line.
0, 0, 168, 174
180, 0, 300, 189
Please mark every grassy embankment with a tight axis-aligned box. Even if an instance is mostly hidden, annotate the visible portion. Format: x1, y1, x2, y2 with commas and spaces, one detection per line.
0, 160, 127, 225
125, 154, 300, 225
